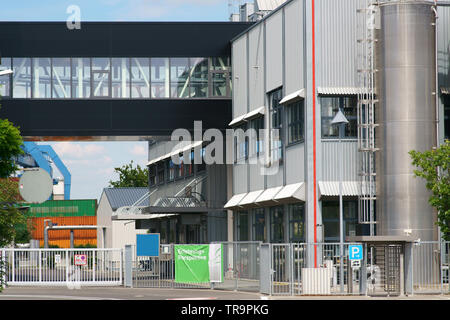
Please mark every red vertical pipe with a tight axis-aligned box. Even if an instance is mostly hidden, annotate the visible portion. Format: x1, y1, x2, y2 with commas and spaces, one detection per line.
312, 0, 318, 268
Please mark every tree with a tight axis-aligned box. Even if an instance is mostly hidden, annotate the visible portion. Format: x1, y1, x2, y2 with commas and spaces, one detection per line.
108, 160, 148, 188
0, 178, 29, 247
409, 140, 450, 240
0, 118, 24, 178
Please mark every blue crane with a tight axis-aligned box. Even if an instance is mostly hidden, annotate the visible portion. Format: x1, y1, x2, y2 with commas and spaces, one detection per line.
16, 142, 71, 200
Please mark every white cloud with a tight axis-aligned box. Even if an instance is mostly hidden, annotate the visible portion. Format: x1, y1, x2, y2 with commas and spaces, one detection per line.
130, 144, 147, 156
52, 142, 106, 159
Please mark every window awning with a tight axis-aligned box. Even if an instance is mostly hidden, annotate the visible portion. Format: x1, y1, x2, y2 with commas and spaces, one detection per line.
228, 106, 265, 127
238, 190, 265, 207
317, 87, 362, 95
254, 186, 283, 205
272, 182, 306, 203
147, 141, 203, 166
224, 193, 247, 209
318, 181, 359, 197
279, 89, 305, 105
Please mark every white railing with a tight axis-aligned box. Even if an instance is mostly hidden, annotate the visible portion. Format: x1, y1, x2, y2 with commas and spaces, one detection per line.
1, 248, 122, 287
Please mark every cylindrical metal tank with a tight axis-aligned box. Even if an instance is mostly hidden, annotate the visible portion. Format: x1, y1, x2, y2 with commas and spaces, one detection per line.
376, 1, 438, 241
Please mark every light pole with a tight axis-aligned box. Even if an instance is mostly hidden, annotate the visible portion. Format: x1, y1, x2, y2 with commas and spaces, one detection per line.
331, 108, 348, 293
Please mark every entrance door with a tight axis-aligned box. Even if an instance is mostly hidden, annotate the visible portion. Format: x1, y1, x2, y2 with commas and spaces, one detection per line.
367, 244, 402, 296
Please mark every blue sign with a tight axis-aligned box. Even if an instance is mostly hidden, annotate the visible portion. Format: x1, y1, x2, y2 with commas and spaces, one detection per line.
348, 244, 363, 260
137, 234, 160, 257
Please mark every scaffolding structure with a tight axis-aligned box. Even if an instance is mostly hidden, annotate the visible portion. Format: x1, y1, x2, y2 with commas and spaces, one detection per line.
356, 2, 380, 236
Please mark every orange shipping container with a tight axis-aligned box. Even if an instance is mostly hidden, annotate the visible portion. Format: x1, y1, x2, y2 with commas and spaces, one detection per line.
38, 239, 97, 248
29, 216, 97, 244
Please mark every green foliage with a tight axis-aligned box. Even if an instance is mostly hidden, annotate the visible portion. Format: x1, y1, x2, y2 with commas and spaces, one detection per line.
0, 178, 28, 247
0, 118, 23, 178
108, 160, 148, 188
409, 140, 450, 240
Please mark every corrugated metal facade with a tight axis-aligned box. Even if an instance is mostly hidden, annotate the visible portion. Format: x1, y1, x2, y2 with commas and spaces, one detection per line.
315, 0, 368, 88
30, 216, 97, 248
320, 140, 359, 181
25, 199, 96, 217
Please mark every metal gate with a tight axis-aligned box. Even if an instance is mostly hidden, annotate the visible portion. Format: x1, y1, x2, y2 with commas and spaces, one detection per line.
1, 248, 123, 286
367, 244, 401, 296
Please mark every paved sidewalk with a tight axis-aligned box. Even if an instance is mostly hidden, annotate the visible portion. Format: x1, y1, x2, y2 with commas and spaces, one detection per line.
0, 286, 449, 300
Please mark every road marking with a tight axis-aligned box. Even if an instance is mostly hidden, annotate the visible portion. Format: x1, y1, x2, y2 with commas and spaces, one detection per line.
0, 295, 121, 300
166, 297, 218, 300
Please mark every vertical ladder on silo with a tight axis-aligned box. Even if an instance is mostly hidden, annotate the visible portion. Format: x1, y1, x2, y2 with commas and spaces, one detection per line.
356, 1, 380, 236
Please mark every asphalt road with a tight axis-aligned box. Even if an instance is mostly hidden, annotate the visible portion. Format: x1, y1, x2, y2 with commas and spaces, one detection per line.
0, 286, 449, 300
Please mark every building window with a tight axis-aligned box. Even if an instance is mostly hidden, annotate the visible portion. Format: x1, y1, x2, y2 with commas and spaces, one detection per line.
175, 154, 184, 179
52, 58, 71, 98
269, 88, 283, 162
157, 162, 165, 184
196, 147, 206, 173
190, 57, 208, 98
32, 58, 52, 98
7, 57, 230, 100
321, 96, 357, 139
287, 100, 304, 144
131, 58, 150, 99
91, 58, 110, 98
111, 58, 130, 98
0, 57, 11, 97
167, 160, 175, 182
289, 203, 305, 242
322, 200, 360, 242
12, 57, 32, 98
184, 150, 194, 177
170, 57, 190, 98
72, 58, 90, 98
151, 58, 170, 98
234, 124, 249, 162
250, 116, 264, 156
149, 165, 156, 187
270, 205, 284, 243
252, 208, 266, 242
210, 57, 230, 97
236, 211, 249, 241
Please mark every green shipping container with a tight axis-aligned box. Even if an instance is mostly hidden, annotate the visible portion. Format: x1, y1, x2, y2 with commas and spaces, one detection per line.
24, 199, 97, 218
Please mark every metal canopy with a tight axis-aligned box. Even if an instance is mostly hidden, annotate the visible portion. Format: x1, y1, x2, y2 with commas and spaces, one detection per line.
224, 193, 247, 209
318, 181, 359, 197
272, 182, 306, 203
228, 106, 265, 127
279, 89, 305, 105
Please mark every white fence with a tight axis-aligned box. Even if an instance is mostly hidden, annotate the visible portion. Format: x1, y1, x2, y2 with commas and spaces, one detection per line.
1, 248, 122, 287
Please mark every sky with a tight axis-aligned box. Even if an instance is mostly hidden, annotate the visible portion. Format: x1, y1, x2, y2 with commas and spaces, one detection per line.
2, 0, 234, 200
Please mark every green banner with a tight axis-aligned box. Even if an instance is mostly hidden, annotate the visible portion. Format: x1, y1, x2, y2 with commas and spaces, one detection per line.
174, 245, 210, 283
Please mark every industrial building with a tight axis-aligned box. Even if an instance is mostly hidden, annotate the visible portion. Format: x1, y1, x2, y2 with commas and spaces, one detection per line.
0, 1, 448, 255
224, 0, 449, 251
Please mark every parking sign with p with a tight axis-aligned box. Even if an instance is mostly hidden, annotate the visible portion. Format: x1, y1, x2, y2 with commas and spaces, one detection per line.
348, 244, 363, 261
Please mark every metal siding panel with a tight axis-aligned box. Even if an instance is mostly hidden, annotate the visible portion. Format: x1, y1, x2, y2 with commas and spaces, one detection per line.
438, 6, 450, 89
249, 161, 265, 192
265, 10, 283, 92
249, 24, 265, 110
233, 164, 248, 194
316, 0, 368, 88
284, 0, 303, 95
266, 164, 284, 188
285, 143, 304, 185
320, 140, 358, 181
232, 36, 248, 118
